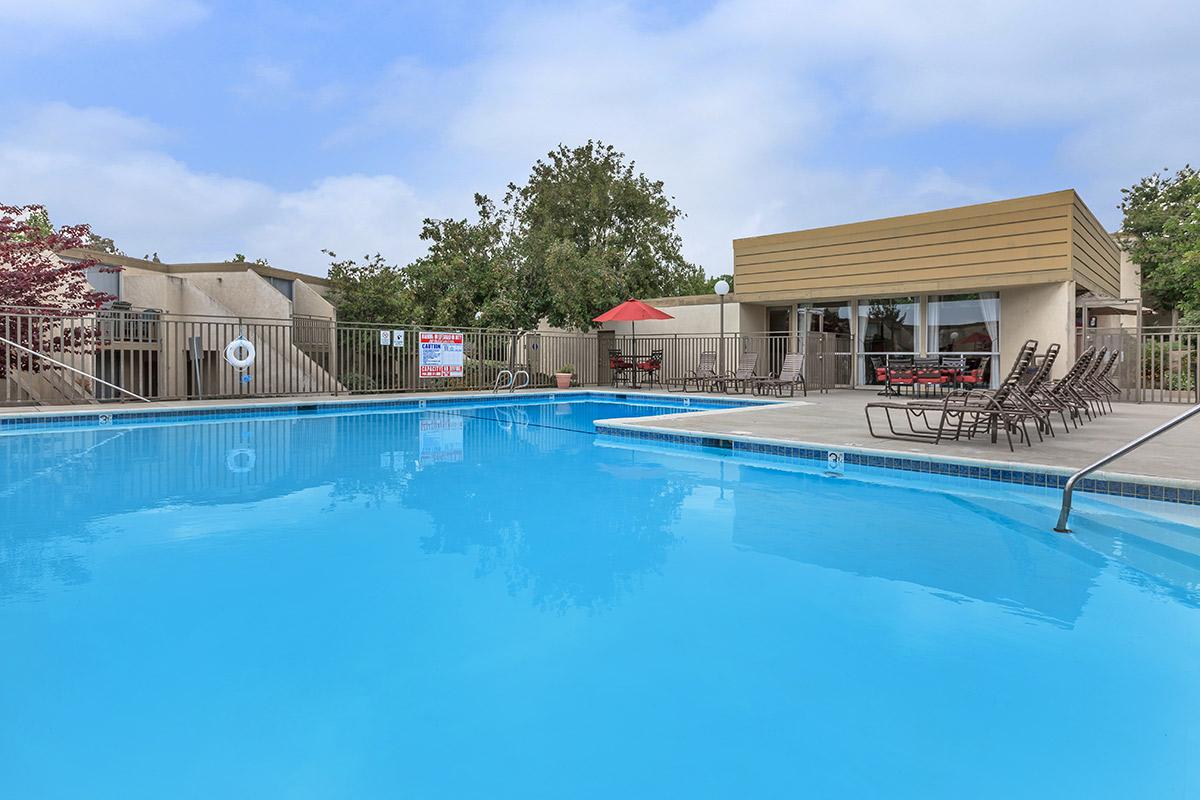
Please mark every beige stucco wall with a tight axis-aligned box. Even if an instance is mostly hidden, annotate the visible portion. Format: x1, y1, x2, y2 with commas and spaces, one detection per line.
294, 279, 335, 319
591, 295, 760, 335
181, 271, 293, 320
999, 281, 1075, 378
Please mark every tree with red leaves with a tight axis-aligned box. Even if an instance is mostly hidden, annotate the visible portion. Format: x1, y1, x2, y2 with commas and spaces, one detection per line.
1, 204, 120, 381
0, 204, 117, 311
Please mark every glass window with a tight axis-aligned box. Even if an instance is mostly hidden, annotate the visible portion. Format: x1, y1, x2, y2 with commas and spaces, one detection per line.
858, 297, 918, 354
928, 293, 999, 353
800, 302, 852, 335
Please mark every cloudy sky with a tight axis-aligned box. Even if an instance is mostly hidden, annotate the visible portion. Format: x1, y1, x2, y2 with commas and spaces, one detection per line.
1, 0, 1197, 276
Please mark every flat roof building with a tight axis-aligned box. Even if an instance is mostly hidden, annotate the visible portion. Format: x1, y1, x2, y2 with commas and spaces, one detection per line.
604, 190, 1135, 387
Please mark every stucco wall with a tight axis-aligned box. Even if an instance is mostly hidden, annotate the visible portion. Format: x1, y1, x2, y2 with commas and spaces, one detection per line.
998, 281, 1074, 378
594, 296, 753, 335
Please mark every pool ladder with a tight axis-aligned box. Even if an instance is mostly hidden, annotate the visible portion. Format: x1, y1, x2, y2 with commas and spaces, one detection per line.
492, 368, 530, 393
1054, 402, 1199, 532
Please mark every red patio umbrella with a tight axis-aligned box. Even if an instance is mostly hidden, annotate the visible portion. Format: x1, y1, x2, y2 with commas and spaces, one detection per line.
594, 298, 674, 388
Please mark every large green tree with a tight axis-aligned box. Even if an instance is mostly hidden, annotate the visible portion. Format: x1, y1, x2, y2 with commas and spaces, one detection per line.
1120, 165, 1200, 322
326, 141, 706, 328
507, 141, 705, 329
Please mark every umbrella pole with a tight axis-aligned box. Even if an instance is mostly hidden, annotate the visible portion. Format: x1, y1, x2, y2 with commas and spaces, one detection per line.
629, 320, 640, 389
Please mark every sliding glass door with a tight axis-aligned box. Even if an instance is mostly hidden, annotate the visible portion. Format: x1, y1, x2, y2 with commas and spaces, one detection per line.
927, 292, 1000, 387
857, 297, 919, 385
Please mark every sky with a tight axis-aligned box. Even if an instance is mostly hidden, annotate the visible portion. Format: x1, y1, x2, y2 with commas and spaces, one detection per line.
1, 0, 1197, 277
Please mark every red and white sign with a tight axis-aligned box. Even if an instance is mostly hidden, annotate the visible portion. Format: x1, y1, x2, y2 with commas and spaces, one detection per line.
418, 331, 464, 378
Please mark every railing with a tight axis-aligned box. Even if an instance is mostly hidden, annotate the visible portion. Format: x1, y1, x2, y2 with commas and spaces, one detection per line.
1054, 403, 1200, 532
0, 335, 150, 402
1, 308, 600, 405
1079, 327, 1199, 404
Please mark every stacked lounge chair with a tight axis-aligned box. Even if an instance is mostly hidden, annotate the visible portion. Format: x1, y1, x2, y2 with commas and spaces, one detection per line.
865, 341, 1124, 451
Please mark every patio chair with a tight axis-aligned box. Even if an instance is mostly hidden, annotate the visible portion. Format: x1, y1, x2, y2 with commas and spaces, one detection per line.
637, 349, 664, 388
608, 349, 633, 387
753, 352, 807, 397
666, 351, 718, 393
954, 356, 990, 390
863, 339, 1041, 451
719, 351, 760, 394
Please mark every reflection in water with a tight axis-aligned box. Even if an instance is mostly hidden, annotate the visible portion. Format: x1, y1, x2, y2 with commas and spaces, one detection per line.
0, 402, 697, 608
712, 451, 1200, 625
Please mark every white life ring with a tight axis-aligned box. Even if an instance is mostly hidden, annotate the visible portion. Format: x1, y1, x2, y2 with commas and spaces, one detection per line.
224, 336, 256, 370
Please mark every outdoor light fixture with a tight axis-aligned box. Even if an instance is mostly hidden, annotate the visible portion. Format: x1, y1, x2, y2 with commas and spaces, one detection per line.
714, 279, 730, 374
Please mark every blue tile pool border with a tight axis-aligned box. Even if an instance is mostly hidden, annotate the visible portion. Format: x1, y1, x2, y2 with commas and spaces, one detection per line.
593, 422, 1200, 507
0, 390, 775, 433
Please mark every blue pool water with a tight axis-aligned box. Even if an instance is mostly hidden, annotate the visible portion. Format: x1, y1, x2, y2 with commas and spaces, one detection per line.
1, 397, 1198, 798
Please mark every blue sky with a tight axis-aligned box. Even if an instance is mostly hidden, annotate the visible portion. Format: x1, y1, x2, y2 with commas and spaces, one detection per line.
2, 0, 1197, 275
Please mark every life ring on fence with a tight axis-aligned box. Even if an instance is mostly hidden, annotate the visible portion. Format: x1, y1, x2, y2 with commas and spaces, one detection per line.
224, 336, 256, 370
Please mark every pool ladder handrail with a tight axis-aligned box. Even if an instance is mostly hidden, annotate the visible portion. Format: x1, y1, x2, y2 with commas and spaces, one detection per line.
1054, 402, 1199, 532
0, 334, 151, 403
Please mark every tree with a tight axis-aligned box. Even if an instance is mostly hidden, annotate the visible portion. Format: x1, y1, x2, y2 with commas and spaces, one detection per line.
507, 141, 705, 329
703, 273, 733, 294
1120, 165, 1200, 323
404, 194, 530, 328
229, 253, 271, 266
325, 140, 707, 329
1, 204, 119, 378
1, 204, 115, 311
325, 250, 410, 324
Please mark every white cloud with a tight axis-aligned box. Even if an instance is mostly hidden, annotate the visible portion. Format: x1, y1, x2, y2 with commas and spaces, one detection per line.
3, 0, 1197, 277
0, 0, 206, 49
0, 104, 430, 274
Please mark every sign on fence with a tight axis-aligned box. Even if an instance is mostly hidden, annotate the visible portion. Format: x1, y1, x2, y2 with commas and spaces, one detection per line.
379, 330, 391, 346
419, 331, 464, 378
392, 330, 405, 348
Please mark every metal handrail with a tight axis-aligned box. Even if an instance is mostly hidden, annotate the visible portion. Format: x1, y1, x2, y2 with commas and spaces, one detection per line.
0, 335, 151, 403
492, 369, 514, 393
1055, 403, 1199, 532
511, 369, 530, 391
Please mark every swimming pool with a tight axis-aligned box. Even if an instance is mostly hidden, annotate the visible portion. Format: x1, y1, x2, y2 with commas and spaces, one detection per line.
2, 396, 1198, 798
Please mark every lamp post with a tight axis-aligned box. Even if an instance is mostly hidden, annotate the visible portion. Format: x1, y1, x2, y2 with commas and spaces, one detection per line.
714, 279, 730, 376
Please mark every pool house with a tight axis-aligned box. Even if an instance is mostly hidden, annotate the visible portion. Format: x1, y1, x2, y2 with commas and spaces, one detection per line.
607, 190, 1137, 389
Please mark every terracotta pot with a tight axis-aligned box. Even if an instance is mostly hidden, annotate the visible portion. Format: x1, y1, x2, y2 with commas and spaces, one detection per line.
555, 373, 573, 389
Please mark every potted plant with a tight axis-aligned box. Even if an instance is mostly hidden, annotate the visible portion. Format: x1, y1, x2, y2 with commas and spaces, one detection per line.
555, 363, 575, 389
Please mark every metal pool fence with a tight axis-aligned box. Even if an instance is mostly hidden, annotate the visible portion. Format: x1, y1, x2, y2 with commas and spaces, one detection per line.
1079, 326, 1199, 404
4, 305, 1196, 406
1, 308, 598, 405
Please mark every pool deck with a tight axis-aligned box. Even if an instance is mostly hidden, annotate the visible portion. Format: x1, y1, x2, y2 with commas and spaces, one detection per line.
1, 387, 1196, 490
594, 388, 1199, 488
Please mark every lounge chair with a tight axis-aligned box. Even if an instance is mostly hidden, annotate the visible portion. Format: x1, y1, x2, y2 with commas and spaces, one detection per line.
753, 353, 806, 397
666, 351, 718, 393
864, 340, 1041, 451
719, 351, 760, 394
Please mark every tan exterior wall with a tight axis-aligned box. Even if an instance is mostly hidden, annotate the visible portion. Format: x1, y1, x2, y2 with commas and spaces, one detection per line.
733, 190, 1120, 302
999, 282, 1075, 378
294, 279, 335, 320
1069, 195, 1121, 298
588, 295, 764, 335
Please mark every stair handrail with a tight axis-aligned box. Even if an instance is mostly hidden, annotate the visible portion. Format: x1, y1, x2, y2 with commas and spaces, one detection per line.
1054, 402, 1199, 532
0, 335, 151, 403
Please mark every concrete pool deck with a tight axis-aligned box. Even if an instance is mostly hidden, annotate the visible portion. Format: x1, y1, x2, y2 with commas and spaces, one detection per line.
593, 388, 1199, 488
1, 386, 1196, 490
